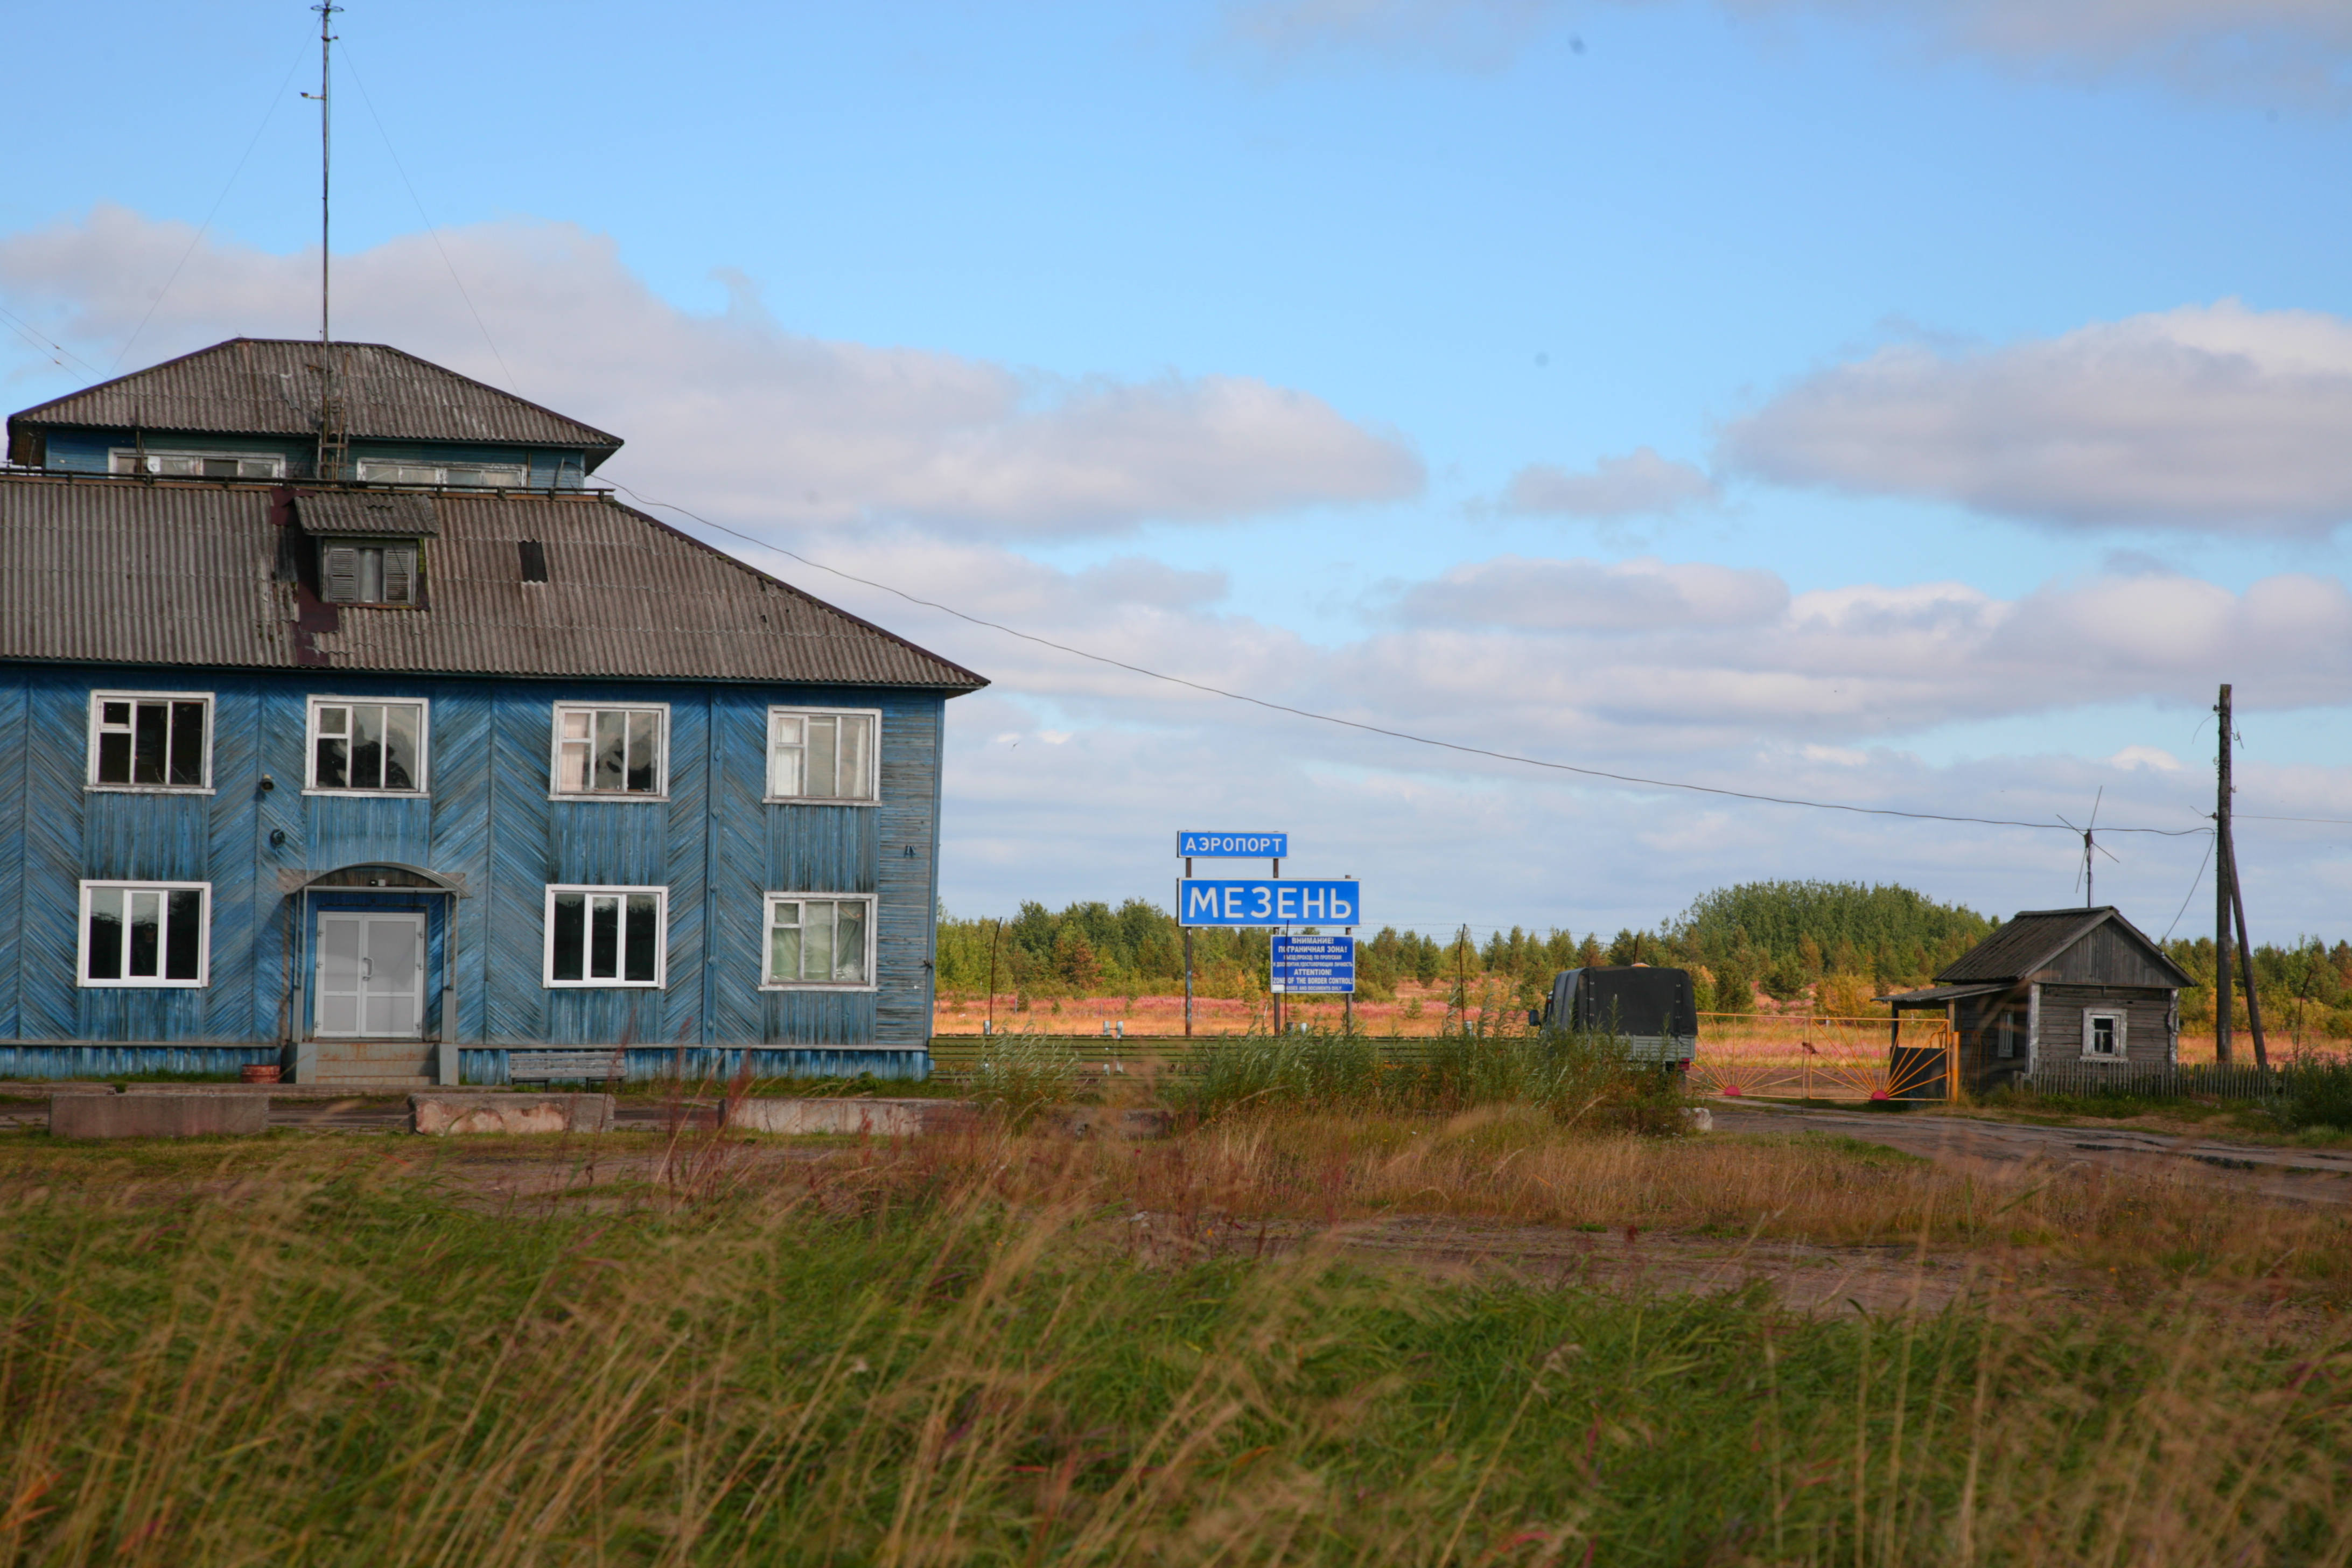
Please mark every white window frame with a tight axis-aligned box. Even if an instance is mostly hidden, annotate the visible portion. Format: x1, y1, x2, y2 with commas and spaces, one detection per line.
109, 448, 286, 480
765, 706, 881, 805
355, 458, 527, 488
86, 690, 215, 793
2081, 1009, 2127, 1060
548, 702, 671, 801
760, 892, 879, 991
543, 885, 669, 989
78, 880, 211, 988
304, 695, 431, 796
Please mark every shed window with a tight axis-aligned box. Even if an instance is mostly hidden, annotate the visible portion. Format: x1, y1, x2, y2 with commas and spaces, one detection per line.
552, 705, 667, 797
2082, 1010, 2126, 1059
767, 709, 878, 802
79, 881, 208, 986
110, 449, 284, 480
762, 894, 874, 988
320, 542, 421, 606
308, 698, 428, 793
545, 886, 666, 988
89, 692, 211, 789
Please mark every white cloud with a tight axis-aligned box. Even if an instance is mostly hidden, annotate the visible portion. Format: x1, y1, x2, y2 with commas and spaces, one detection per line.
1217, 0, 2352, 102
1798, 0, 2352, 106
1395, 555, 1783, 630
1718, 301, 2352, 537
1500, 447, 1720, 519
0, 206, 1422, 538
2109, 746, 2183, 772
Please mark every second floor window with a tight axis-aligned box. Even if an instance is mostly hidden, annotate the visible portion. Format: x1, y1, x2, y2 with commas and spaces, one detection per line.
89, 692, 211, 789
309, 698, 428, 793
553, 705, 666, 796
768, 709, 877, 802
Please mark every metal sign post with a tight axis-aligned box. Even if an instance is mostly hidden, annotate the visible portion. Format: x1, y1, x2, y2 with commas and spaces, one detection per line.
1177, 834, 1290, 1038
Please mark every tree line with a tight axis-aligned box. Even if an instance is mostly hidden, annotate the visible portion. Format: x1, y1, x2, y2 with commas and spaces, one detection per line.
934, 881, 2352, 1034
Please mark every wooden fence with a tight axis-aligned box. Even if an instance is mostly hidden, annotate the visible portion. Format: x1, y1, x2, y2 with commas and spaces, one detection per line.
2018, 1061, 2294, 1102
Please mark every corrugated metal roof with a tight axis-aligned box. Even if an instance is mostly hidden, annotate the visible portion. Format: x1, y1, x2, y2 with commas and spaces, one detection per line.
1875, 982, 2008, 1006
8, 339, 623, 453
0, 475, 986, 690
294, 492, 439, 535
1935, 907, 2188, 986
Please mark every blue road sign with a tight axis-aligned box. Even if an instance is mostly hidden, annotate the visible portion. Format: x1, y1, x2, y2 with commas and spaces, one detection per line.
1177, 879, 1359, 927
1272, 935, 1355, 993
1178, 831, 1288, 858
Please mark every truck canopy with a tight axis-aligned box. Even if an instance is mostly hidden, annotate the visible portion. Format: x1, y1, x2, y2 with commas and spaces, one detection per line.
1542, 966, 1700, 1064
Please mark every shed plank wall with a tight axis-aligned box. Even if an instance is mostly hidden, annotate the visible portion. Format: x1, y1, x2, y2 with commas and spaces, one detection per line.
2046, 925, 2179, 990
0, 665, 946, 1054
2034, 985, 2175, 1070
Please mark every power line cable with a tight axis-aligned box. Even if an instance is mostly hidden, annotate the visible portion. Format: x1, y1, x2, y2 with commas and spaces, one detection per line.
600, 478, 2213, 841
2235, 814, 2352, 827
110, 44, 311, 376
0, 304, 103, 379
2161, 828, 2216, 942
336, 38, 520, 397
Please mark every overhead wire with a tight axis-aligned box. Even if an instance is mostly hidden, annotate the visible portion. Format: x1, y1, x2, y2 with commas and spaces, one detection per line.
2160, 828, 2216, 942
335, 38, 521, 397
0, 304, 103, 379
598, 478, 2215, 842
109, 43, 312, 376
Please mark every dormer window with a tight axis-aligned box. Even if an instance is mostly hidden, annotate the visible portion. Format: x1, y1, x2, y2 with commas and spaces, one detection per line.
321, 541, 422, 606
355, 458, 525, 488
110, 449, 285, 479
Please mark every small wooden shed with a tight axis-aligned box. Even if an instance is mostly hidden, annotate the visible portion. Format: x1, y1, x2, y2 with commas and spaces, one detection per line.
1878, 906, 2192, 1097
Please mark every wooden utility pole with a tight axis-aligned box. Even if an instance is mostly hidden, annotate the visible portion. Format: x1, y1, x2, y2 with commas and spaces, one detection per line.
2215, 684, 2232, 1066
985, 919, 1002, 1037
2230, 827, 2270, 1068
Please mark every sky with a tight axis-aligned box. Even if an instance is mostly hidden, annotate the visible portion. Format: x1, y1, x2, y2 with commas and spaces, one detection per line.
3, 0, 2349, 944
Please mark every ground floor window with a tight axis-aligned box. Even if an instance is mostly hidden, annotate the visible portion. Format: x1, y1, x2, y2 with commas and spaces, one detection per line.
763, 894, 874, 988
545, 886, 666, 987
80, 881, 208, 986
2082, 1010, 2126, 1059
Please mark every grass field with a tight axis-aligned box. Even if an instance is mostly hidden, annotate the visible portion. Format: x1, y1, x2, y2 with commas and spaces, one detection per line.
7, 1082, 2352, 1565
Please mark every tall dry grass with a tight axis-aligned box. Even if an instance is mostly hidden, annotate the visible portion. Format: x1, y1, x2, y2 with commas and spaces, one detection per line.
3, 1118, 2351, 1564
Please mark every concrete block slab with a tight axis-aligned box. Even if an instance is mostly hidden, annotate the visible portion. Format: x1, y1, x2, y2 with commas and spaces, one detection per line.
50, 1093, 269, 1139
410, 1094, 614, 1136
726, 1097, 974, 1136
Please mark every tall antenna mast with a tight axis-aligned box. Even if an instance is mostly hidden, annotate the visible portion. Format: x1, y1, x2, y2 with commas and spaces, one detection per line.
301, 3, 342, 477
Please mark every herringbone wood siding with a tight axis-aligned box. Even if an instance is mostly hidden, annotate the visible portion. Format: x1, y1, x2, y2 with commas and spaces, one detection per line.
0, 665, 946, 1055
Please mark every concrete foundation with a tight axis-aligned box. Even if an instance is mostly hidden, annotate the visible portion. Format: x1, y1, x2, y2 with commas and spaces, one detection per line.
50, 1093, 269, 1139
409, 1094, 614, 1136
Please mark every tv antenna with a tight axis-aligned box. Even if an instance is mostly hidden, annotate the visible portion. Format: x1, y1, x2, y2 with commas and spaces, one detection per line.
2057, 788, 2117, 907
300, 3, 342, 477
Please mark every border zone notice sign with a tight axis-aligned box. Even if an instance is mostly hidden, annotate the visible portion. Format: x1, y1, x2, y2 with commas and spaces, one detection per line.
1272, 934, 1355, 994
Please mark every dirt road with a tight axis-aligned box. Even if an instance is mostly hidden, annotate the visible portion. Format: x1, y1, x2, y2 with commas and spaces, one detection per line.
1710, 1101, 2352, 1205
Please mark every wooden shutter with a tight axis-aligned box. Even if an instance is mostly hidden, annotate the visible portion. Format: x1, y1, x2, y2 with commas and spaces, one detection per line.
383, 547, 416, 605
323, 547, 359, 603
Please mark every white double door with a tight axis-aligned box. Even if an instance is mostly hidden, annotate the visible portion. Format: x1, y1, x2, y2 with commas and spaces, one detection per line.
316, 912, 426, 1038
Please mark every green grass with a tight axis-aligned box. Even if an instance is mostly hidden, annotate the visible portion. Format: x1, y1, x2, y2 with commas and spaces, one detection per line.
1175, 1027, 1688, 1132
5, 1137, 2352, 1565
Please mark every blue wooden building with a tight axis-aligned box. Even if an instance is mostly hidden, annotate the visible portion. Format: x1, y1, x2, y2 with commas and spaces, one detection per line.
0, 338, 986, 1086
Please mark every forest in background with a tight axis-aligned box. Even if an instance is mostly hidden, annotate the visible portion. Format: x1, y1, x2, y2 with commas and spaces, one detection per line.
935, 880, 2352, 1036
